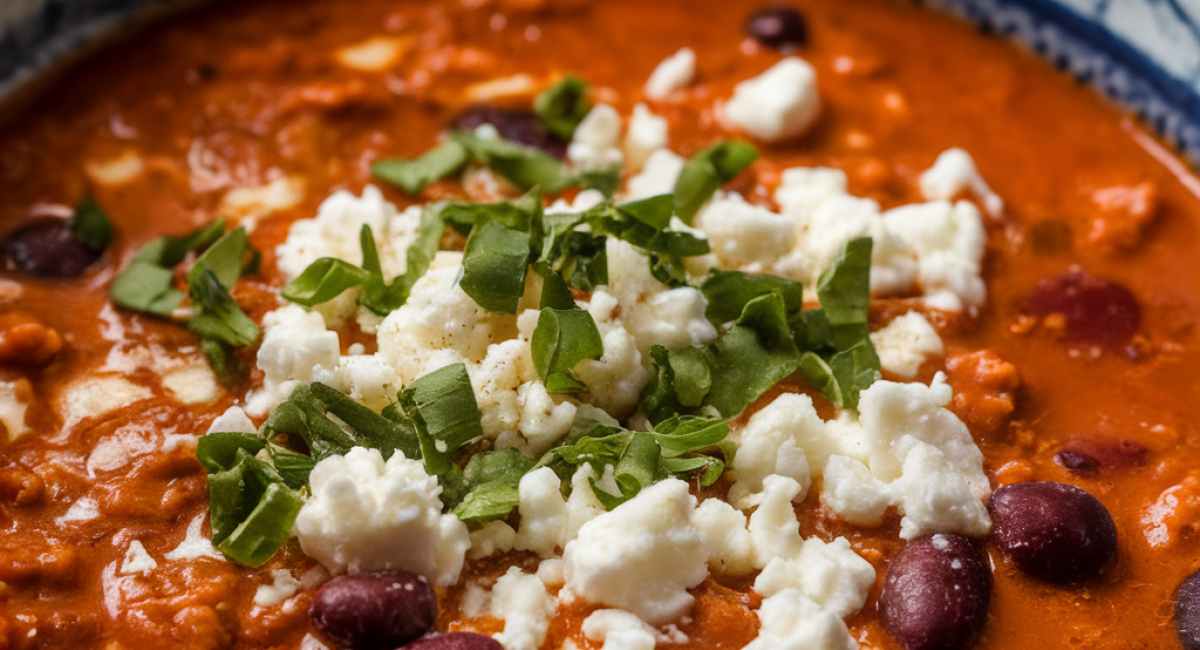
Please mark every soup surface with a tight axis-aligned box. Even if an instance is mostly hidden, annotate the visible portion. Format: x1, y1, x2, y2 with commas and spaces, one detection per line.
1, 0, 1199, 649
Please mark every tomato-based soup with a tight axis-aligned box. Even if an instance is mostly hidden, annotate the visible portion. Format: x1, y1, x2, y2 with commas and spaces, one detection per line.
1, 0, 1199, 649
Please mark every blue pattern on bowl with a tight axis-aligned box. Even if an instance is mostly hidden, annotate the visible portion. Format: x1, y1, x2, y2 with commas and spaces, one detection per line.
1, 0, 1199, 165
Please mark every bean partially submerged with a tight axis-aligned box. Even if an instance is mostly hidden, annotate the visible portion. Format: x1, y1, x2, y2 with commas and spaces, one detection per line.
404, 633, 505, 650
1023, 272, 1140, 346
4, 218, 103, 278
451, 106, 568, 158
745, 6, 808, 50
988, 481, 1118, 584
310, 571, 437, 650
879, 535, 991, 650
1175, 569, 1200, 650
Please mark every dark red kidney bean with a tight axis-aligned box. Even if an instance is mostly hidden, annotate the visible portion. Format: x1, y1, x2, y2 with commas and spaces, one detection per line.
4, 218, 102, 277
745, 6, 808, 50
310, 571, 437, 650
988, 481, 1118, 584
1023, 272, 1140, 346
404, 633, 505, 650
451, 106, 567, 158
1053, 450, 1099, 476
879, 535, 990, 650
1175, 569, 1200, 650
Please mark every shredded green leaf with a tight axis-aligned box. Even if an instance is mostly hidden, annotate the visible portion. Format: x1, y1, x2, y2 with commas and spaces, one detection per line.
282, 257, 371, 306
69, 197, 114, 252
673, 140, 758, 224
459, 220, 532, 314
451, 130, 576, 193
372, 139, 470, 195
535, 75, 591, 140
531, 308, 604, 393
109, 219, 226, 316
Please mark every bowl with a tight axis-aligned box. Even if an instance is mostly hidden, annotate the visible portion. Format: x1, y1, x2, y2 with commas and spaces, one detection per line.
1, 0, 1198, 167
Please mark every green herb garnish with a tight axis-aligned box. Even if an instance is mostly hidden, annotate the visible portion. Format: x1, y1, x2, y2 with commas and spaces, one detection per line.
673, 140, 758, 224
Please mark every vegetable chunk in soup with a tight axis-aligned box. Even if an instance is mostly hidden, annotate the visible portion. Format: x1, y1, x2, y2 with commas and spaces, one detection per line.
1, 0, 1198, 649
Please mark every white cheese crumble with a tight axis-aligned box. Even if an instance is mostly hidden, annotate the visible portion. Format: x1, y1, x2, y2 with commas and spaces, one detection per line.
643, 47, 696, 100
206, 405, 256, 435
625, 148, 685, 201
742, 589, 857, 650
694, 193, 797, 268
119, 540, 157, 576
723, 57, 821, 142
869, 311, 944, 379
624, 104, 668, 173
692, 498, 754, 576
563, 478, 708, 625
164, 513, 224, 562
491, 567, 555, 650
0, 380, 30, 441
246, 304, 340, 417
569, 103, 624, 172
919, 148, 1004, 218
727, 392, 821, 509
292, 447, 469, 586
583, 609, 659, 650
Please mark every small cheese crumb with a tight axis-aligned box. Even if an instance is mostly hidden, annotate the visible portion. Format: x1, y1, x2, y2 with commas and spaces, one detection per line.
919, 148, 1003, 218
164, 513, 224, 562
643, 48, 695, 100
491, 567, 554, 650
119, 540, 158, 576
0, 379, 30, 441
723, 57, 821, 142
869, 312, 944, 379
569, 104, 624, 172
741, 589, 857, 650
161, 362, 221, 405
336, 35, 413, 71
582, 609, 658, 650
624, 104, 668, 172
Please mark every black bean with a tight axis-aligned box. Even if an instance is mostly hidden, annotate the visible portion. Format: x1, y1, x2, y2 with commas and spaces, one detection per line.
310, 571, 437, 650
745, 6, 808, 50
404, 633, 505, 650
1023, 272, 1140, 346
879, 535, 991, 650
4, 218, 102, 277
988, 481, 1118, 584
1175, 569, 1200, 650
451, 106, 567, 158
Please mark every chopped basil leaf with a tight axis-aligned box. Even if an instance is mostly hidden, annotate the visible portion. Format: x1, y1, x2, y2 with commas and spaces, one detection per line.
216, 480, 304, 568
69, 197, 114, 252
816, 236, 872, 326
532, 262, 578, 311
267, 443, 317, 490
592, 432, 661, 508
673, 140, 758, 224
188, 227, 251, 290
531, 308, 604, 393
701, 269, 804, 326
372, 139, 470, 195
397, 363, 484, 477
535, 75, 591, 140
282, 257, 370, 306
368, 205, 446, 314
110, 219, 226, 316
662, 346, 712, 408
706, 292, 802, 417
309, 382, 420, 460
452, 130, 575, 193
197, 431, 265, 473
440, 190, 541, 236
577, 168, 621, 198
459, 220, 532, 314
453, 448, 536, 524
260, 384, 356, 461
186, 267, 260, 347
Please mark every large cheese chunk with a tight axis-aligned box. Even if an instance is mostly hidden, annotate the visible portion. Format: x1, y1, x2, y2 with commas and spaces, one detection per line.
563, 478, 708, 625
293, 447, 469, 586
491, 567, 554, 650
643, 48, 695, 100
723, 58, 821, 142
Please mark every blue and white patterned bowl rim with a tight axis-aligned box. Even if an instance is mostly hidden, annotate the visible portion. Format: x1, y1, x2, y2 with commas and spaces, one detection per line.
2, 0, 1199, 166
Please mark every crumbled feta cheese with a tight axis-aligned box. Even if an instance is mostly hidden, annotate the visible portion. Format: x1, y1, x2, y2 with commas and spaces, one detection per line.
575, 313, 649, 418
509, 381, 578, 456
85, 151, 144, 186
466, 74, 539, 102
164, 513, 224, 562
747, 475, 806, 569
884, 200, 987, 311
869, 312, 944, 379
206, 405, 256, 435
336, 35, 412, 71
625, 149, 685, 201
161, 362, 221, 405
537, 557, 565, 586
61, 374, 153, 430
754, 537, 875, 618
624, 104, 668, 173
57, 496, 99, 524
119, 540, 157, 576
741, 589, 857, 650
377, 260, 519, 385
469, 521, 517, 560
728, 393, 822, 509
254, 569, 303, 607
569, 103, 624, 172
820, 376, 992, 539
546, 189, 607, 215
276, 185, 398, 280
583, 609, 658, 650
312, 354, 405, 413
693, 193, 797, 268
723, 58, 821, 142
603, 238, 717, 354
563, 478, 707, 625
643, 48, 695, 100
472, 338, 539, 440
491, 567, 554, 650
919, 148, 1003, 218
0, 380, 30, 440
246, 305, 340, 417
219, 176, 305, 227
514, 467, 571, 557
293, 447, 470, 586
774, 167, 848, 217
692, 498, 754, 576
